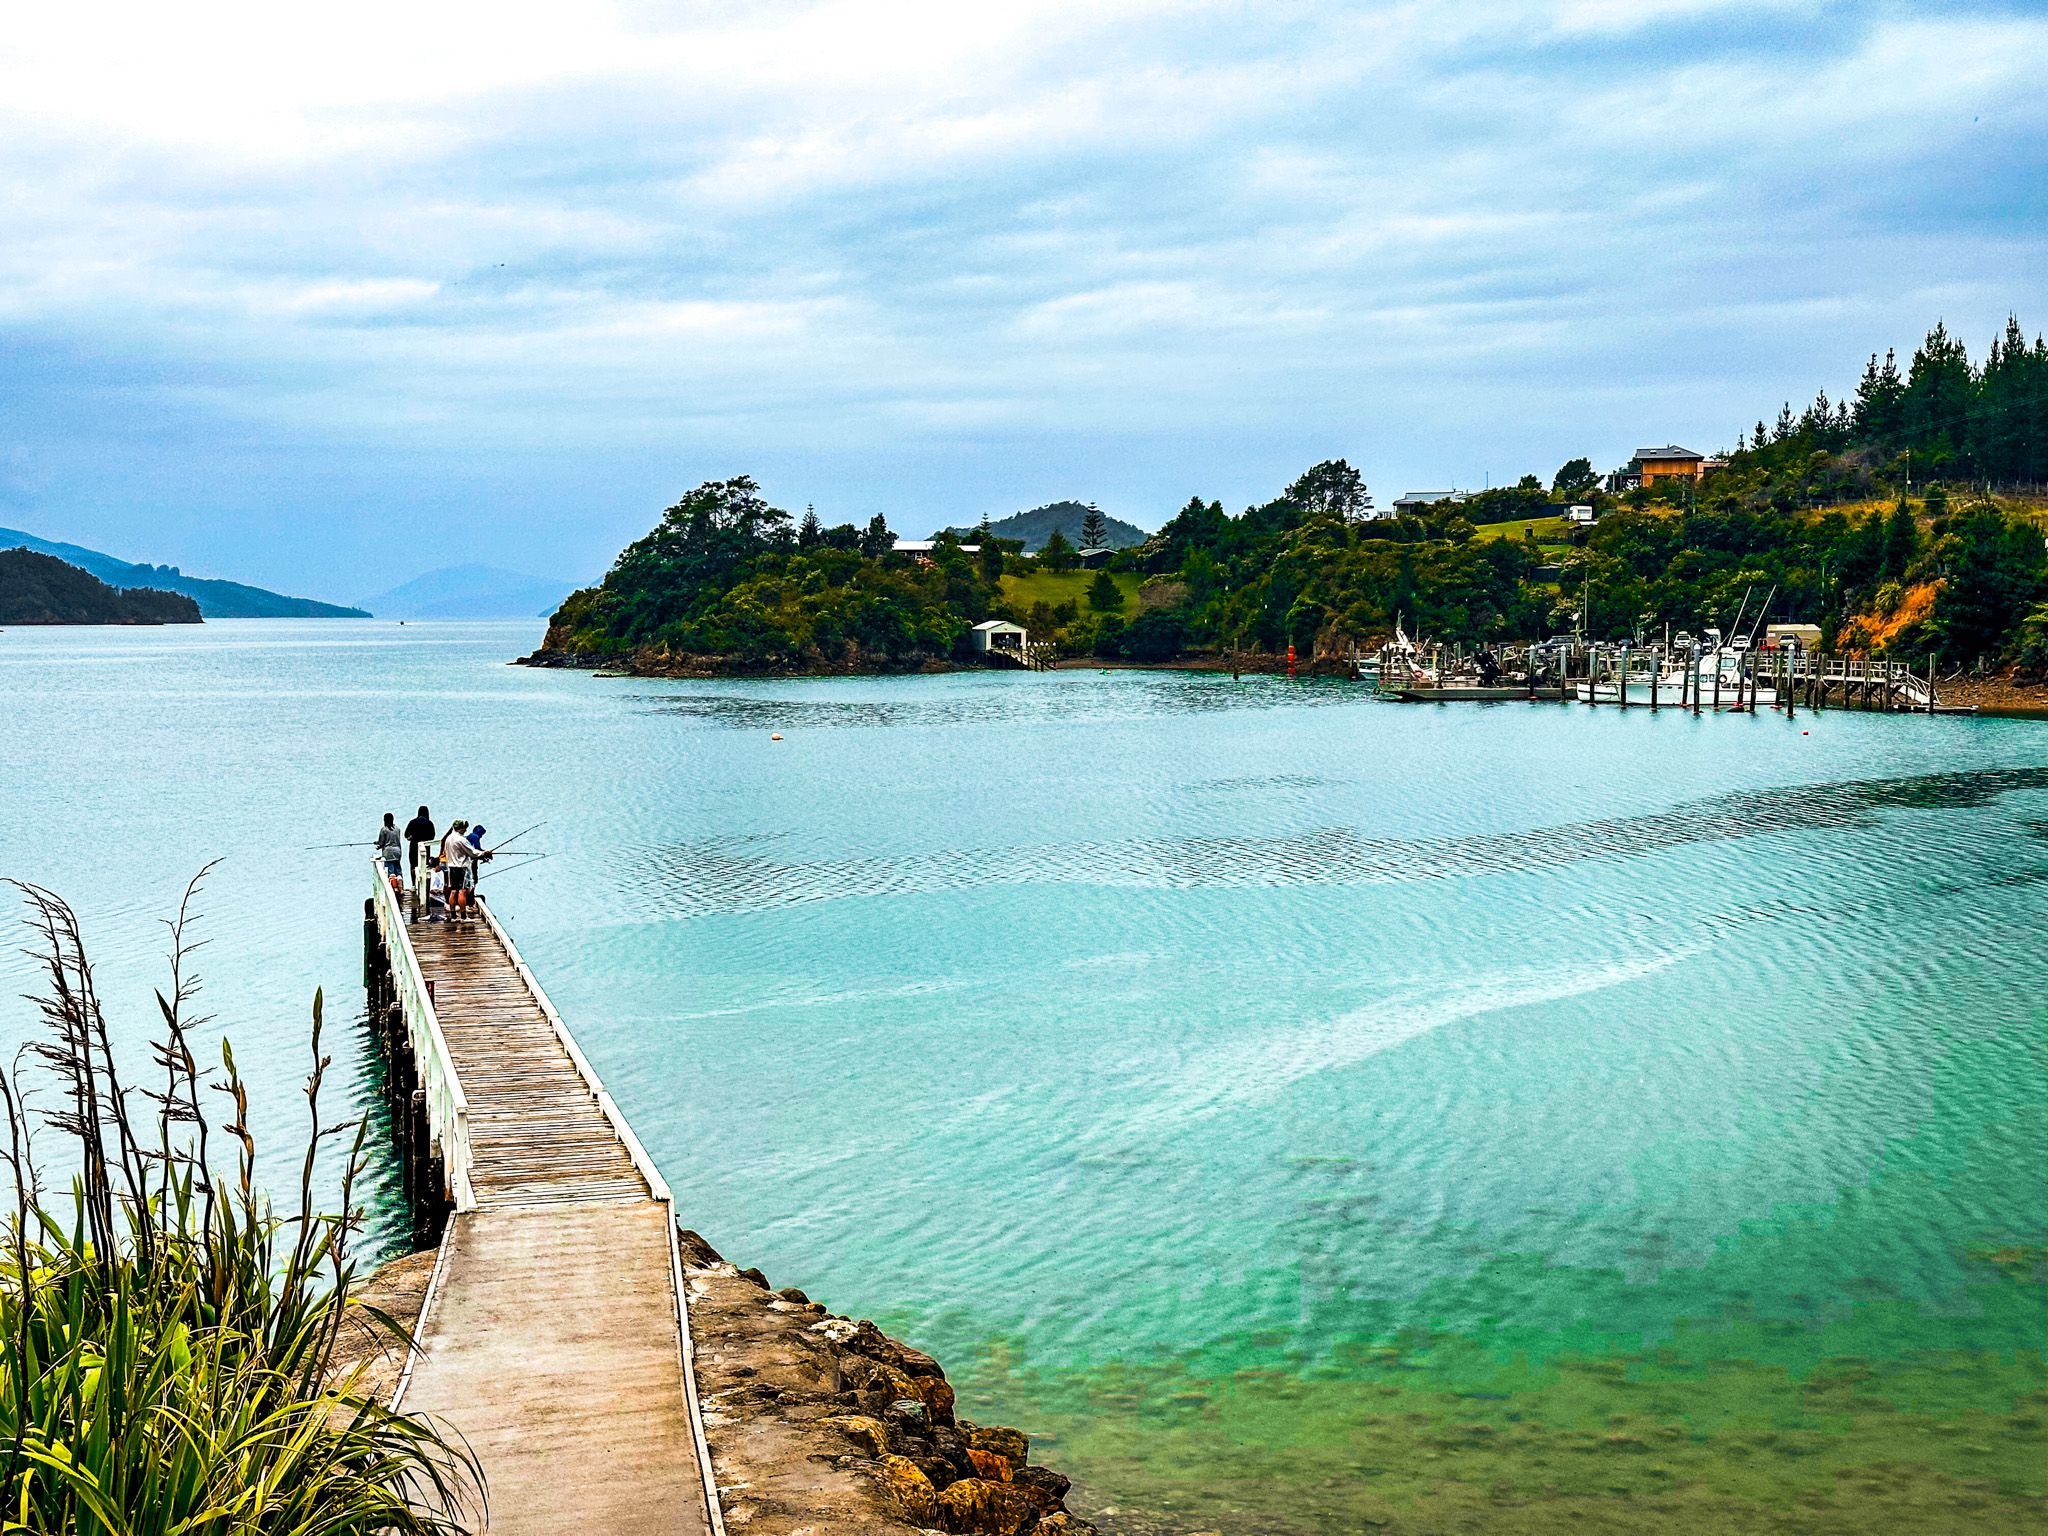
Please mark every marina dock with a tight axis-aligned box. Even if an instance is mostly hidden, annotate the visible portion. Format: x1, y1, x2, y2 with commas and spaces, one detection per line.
363, 867, 723, 1534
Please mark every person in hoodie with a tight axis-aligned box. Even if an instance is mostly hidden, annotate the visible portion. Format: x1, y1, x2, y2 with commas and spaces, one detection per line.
404, 806, 437, 882
440, 819, 492, 918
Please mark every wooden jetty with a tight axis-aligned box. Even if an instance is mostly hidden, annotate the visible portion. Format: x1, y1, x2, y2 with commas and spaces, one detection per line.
363, 864, 723, 1535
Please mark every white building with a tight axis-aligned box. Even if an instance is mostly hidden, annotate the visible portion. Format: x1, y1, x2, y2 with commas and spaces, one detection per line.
1391, 490, 1473, 517
969, 619, 1028, 657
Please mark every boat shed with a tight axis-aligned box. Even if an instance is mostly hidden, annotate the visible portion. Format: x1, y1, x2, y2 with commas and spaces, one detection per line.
970, 619, 1029, 656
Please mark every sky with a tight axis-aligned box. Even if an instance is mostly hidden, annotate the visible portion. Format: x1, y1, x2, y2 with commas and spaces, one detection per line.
2, 1, 2043, 602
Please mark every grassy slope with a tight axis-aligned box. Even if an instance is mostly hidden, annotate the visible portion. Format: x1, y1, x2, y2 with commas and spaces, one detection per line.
1002, 569, 1145, 614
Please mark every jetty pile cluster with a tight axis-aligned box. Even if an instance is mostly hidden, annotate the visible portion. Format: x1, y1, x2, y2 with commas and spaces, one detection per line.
680, 1228, 1094, 1535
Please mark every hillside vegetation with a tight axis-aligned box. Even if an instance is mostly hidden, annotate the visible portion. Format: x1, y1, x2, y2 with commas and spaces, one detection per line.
0, 527, 367, 617
535, 315, 2048, 676
943, 501, 1147, 552
532, 479, 1001, 672
0, 548, 201, 625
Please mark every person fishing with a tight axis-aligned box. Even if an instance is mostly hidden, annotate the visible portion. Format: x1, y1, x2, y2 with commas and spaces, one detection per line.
374, 813, 403, 884
404, 805, 436, 882
440, 819, 492, 918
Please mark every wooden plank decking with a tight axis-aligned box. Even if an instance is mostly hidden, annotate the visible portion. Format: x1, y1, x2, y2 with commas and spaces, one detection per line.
389, 911, 717, 1535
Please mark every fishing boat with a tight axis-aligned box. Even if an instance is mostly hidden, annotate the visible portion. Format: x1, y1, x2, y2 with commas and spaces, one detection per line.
1573, 653, 1688, 703
1374, 625, 1527, 701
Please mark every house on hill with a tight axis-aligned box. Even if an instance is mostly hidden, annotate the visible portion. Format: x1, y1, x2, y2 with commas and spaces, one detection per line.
1390, 491, 1474, 517
893, 539, 980, 565
1611, 446, 1720, 490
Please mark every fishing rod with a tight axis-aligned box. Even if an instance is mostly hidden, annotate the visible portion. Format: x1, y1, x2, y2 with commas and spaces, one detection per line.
304, 840, 374, 850
477, 851, 555, 883
486, 821, 548, 856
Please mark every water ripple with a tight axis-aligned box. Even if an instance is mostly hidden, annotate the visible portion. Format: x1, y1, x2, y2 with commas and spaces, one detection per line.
625, 766, 2048, 918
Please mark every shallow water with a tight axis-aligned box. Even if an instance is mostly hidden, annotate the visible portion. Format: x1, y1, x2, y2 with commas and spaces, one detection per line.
3, 620, 2043, 1531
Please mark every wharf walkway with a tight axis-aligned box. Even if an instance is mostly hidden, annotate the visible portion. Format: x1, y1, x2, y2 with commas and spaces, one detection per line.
366, 867, 721, 1535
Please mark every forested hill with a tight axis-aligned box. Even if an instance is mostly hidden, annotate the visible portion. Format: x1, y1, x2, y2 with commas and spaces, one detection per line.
0, 549, 202, 625
528, 478, 1002, 673
530, 315, 2047, 679
944, 501, 1148, 551
0, 527, 367, 618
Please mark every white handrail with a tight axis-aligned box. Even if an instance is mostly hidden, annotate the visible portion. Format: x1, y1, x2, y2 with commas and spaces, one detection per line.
370, 861, 476, 1211
479, 900, 674, 1203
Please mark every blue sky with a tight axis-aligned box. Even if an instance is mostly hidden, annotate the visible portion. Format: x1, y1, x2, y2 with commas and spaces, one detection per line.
2, 1, 2043, 601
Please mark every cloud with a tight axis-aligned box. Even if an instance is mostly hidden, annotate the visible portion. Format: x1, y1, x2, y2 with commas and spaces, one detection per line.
0, 0, 2041, 588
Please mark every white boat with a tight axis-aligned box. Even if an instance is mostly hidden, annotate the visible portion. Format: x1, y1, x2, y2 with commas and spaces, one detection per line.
1573, 667, 1687, 704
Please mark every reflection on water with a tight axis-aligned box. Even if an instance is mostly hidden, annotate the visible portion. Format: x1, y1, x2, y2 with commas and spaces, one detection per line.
2, 622, 2043, 1532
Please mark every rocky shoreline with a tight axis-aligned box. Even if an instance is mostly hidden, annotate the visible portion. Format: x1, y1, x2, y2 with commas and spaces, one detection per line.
354, 1230, 1097, 1535
515, 645, 966, 679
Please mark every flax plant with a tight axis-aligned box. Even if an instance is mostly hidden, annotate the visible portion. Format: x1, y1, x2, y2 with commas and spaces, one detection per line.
0, 874, 481, 1534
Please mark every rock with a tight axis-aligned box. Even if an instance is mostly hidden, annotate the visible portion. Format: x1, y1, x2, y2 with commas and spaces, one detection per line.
675, 1227, 724, 1266
965, 1448, 1013, 1483
967, 1425, 1029, 1467
885, 1397, 931, 1437
809, 1317, 863, 1347
933, 1476, 1052, 1534
846, 1319, 895, 1361
909, 1453, 960, 1491
738, 1266, 772, 1289
874, 1454, 938, 1524
817, 1414, 891, 1459
932, 1425, 979, 1483
1014, 1464, 1071, 1503
774, 1286, 810, 1305
912, 1372, 958, 1428
891, 1341, 946, 1380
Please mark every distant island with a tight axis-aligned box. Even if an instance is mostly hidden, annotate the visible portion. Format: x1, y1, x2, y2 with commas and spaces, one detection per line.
523, 315, 2047, 686
942, 500, 1147, 552
0, 548, 201, 625
0, 527, 368, 618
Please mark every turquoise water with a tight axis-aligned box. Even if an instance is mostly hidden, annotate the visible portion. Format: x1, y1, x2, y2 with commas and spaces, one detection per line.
3, 621, 2044, 1531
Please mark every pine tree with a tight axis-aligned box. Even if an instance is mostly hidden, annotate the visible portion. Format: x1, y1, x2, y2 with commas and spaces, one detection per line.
1041, 527, 1078, 573
797, 506, 822, 549
860, 513, 893, 559
1087, 568, 1123, 613
977, 518, 1004, 584
1902, 321, 1974, 473
1080, 504, 1109, 548
1853, 349, 1906, 446
1881, 498, 1918, 580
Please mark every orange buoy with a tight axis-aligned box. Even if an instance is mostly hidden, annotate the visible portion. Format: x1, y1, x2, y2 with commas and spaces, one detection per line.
771, 733, 783, 741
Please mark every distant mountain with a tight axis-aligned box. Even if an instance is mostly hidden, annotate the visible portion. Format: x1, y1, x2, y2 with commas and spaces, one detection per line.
942, 501, 1149, 552
0, 548, 201, 625
363, 564, 581, 619
0, 527, 367, 618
